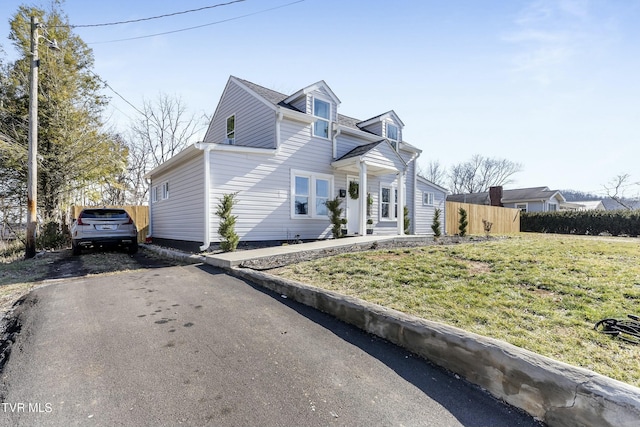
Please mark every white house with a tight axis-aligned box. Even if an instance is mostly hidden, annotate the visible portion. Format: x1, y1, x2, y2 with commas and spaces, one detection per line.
145, 76, 446, 251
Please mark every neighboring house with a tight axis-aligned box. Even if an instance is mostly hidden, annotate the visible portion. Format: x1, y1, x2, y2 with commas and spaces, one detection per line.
447, 186, 568, 213
145, 76, 446, 251
569, 200, 606, 211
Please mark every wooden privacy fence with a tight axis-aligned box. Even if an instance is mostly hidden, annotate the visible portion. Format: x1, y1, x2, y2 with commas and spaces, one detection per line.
72, 205, 149, 243
445, 201, 520, 235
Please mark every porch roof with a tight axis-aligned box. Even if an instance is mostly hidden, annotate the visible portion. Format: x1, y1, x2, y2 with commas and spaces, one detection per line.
331, 140, 407, 176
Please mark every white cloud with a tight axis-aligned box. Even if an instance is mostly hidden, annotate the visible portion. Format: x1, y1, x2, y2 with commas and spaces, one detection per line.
504, 0, 601, 85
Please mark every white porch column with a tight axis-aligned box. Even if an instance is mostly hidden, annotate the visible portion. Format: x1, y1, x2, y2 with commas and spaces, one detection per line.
359, 161, 367, 236
397, 170, 405, 235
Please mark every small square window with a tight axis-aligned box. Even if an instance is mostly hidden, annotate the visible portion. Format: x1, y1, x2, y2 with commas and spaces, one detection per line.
423, 192, 434, 206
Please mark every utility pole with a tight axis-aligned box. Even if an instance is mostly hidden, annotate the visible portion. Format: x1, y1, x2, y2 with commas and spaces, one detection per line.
26, 16, 39, 259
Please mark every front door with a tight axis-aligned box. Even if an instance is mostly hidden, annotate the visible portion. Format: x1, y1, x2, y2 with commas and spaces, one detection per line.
346, 176, 360, 235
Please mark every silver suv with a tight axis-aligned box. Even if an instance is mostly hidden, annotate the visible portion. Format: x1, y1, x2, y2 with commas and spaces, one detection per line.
71, 208, 138, 255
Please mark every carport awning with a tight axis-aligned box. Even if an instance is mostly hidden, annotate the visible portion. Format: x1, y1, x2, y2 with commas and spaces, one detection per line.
331, 140, 407, 176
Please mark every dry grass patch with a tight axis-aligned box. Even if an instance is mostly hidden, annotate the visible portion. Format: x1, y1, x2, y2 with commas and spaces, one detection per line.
270, 234, 640, 386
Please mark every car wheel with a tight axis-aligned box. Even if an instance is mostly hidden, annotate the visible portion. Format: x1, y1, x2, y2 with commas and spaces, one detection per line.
72, 241, 81, 256
128, 242, 139, 255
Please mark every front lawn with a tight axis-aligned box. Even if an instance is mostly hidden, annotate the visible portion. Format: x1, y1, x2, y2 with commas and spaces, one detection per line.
269, 234, 640, 387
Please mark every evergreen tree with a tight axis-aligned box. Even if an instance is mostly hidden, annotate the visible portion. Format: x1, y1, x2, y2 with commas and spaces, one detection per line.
431, 208, 441, 237
216, 192, 239, 252
458, 207, 468, 237
1, 3, 126, 222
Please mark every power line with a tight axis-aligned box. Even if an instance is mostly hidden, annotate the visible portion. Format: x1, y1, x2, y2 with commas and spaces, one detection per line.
57, 0, 247, 28
85, 0, 305, 44
88, 70, 145, 116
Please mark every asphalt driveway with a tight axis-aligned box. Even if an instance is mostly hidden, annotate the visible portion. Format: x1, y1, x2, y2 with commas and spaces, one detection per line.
0, 262, 542, 426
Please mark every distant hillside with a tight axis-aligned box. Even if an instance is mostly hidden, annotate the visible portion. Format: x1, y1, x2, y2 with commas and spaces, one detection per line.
560, 190, 602, 202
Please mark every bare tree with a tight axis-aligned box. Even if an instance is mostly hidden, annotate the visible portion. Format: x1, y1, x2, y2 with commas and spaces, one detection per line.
448, 154, 522, 194
126, 93, 207, 204
418, 160, 446, 187
603, 173, 640, 210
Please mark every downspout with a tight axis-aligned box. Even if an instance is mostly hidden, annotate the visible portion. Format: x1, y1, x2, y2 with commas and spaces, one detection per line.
199, 145, 212, 251
332, 127, 341, 160
408, 152, 418, 235
145, 177, 153, 241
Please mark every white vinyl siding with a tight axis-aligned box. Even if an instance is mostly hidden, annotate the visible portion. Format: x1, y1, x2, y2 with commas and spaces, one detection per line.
151, 152, 204, 242
203, 80, 275, 148
414, 177, 447, 235
205, 119, 335, 242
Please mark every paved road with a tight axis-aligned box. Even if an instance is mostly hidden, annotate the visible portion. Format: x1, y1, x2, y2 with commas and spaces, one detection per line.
1, 263, 543, 426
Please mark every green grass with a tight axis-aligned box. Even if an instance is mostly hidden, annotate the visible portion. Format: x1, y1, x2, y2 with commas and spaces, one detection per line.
270, 234, 640, 387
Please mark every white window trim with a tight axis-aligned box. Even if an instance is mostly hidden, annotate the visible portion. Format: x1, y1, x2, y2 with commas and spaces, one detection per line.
311, 96, 331, 140
152, 186, 158, 203
161, 182, 169, 200
379, 184, 399, 222
290, 169, 334, 219
516, 203, 528, 212
386, 122, 399, 150
423, 191, 435, 206
225, 114, 235, 145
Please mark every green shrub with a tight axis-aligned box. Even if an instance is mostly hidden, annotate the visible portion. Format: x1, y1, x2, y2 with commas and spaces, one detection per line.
458, 208, 468, 237
521, 210, 640, 236
216, 192, 239, 252
325, 197, 345, 239
431, 208, 442, 237
37, 221, 69, 250
403, 205, 410, 234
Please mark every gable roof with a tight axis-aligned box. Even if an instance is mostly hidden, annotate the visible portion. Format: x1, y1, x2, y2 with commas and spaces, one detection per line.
229, 77, 407, 136
358, 110, 405, 128
447, 186, 566, 204
502, 187, 565, 203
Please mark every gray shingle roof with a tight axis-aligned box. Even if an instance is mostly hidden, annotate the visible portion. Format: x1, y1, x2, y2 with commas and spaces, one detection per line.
336, 140, 385, 161
234, 77, 365, 131
447, 186, 564, 205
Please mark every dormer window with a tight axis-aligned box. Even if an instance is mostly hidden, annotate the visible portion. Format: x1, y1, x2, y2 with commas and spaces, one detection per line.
226, 115, 235, 145
386, 123, 399, 150
313, 98, 330, 139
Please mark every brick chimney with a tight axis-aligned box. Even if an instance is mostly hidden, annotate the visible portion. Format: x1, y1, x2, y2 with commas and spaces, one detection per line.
489, 186, 503, 207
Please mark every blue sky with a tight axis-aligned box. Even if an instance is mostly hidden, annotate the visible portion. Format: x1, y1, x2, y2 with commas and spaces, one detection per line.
2, 0, 639, 195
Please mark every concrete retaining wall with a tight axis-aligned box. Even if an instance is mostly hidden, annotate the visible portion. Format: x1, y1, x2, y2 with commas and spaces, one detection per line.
230, 267, 640, 427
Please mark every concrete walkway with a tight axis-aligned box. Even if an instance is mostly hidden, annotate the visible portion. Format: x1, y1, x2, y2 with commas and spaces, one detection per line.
202, 235, 415, 268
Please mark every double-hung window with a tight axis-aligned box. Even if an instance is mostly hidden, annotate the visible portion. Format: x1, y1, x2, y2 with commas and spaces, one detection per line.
294, 176, 310, 215
381, 186, 398, 220
386, 123, 399, 150
313, 98, 330, 139
152, 186, 158, 203
226, 115, 235, 145
292, 170, 332, 218
162, 182, 169, 200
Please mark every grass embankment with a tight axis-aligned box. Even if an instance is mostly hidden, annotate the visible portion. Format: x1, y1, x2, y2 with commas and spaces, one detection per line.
270, 234, 640, 387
